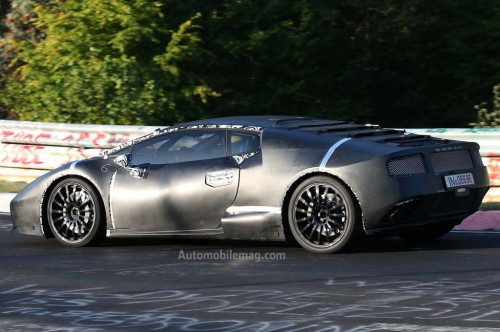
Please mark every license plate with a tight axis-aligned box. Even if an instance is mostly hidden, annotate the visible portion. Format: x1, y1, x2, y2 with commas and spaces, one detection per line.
444, 173, 475, 189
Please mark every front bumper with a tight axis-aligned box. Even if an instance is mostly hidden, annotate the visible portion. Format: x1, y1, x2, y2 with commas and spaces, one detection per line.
10, 185, 45, 236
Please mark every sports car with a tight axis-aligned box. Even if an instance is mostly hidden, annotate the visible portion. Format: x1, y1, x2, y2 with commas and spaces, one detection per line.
10, 116, 490, 253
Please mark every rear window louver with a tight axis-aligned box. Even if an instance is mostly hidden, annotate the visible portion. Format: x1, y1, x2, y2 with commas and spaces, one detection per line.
378, 135, 449, 146
276, 120, 449, 147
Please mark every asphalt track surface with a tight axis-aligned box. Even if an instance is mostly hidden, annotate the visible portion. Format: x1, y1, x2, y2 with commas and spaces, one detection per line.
2, 213, 500, 332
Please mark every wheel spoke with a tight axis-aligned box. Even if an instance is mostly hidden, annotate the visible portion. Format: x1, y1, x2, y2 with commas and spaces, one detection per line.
327, 206, 340, 213
320, 186, 329, 205
307, 225, 316, 240
300, 223, 311, 233
72, 184, 77, 201
305, 188, 314, 201
54, 197, 64, 208
65, 185, 70, 201
324, 224, 335, 239
328, 220, 344, 229
79, 196, 91, 208
53, 215, 64, 223
62, 224, 70, 238
298, 197, 309, 207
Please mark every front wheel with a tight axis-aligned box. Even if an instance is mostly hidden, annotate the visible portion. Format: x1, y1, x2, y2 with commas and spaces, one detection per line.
287, 176, 362, 254
47, 178, 105, 247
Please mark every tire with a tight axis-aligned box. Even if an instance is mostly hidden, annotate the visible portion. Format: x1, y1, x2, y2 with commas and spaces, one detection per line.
287, 176, 361, 254
47, 178, 105, 247
398, 222, 457, 242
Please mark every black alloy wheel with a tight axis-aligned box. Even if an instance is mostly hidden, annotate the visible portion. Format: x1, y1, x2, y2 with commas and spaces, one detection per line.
288, 176, 361, 254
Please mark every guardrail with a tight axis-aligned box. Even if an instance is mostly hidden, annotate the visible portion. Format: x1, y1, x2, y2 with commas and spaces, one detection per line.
1, 120, 499, 190
406, 128, 500, 191
0, 120, 156, 182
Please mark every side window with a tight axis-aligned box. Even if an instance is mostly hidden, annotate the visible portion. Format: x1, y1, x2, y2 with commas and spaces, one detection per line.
131, 130, 227, 165
130, 134, 173, 165
228, 131, 261, 156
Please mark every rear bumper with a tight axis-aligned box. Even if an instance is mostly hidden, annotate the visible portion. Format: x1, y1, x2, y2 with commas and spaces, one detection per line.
336, 144, 491, 235
365, 185, 489, 236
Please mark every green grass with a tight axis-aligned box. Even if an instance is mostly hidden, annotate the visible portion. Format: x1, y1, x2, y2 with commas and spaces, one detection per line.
480, 202, 500, 211
0, 181, 28, 193
0, 180, 498, 210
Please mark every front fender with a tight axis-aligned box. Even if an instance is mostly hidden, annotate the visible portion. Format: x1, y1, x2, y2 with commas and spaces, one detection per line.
11, 158, 117, 237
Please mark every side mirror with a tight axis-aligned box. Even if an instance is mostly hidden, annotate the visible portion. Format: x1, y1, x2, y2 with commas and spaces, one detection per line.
113, 154, 148, 179
114, 154, 131, 168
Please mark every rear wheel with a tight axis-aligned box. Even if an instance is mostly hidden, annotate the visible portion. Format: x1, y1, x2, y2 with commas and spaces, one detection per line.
287, 176, 361, 254
398, 222, 457, 242
47, 178, 105, 247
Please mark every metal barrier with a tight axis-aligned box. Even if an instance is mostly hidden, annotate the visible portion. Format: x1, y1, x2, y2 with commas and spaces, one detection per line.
1, 121, 499, 190
1, 120, 155, 182
406, 128, 500, 189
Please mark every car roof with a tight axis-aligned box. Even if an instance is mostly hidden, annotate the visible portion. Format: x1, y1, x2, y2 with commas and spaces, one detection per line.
179, 115, 344, 129
177, 116, 448, 147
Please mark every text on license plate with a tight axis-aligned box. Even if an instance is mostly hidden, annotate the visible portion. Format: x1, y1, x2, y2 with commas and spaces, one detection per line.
444, 173, 475, 189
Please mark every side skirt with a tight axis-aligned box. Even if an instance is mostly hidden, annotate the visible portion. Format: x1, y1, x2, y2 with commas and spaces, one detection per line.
220, 211, 285, 241
106, 211, 286, 241
107, 228, 224, 238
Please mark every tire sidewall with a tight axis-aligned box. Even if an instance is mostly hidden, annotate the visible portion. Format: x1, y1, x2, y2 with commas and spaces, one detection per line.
287, 176, 357, 254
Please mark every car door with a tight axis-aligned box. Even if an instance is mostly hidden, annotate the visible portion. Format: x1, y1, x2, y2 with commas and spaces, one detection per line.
109, 129, 240, 233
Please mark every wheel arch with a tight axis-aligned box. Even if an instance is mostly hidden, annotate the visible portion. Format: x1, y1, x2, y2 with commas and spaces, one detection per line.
280, 171, 365, 243
40, 174, 107, 239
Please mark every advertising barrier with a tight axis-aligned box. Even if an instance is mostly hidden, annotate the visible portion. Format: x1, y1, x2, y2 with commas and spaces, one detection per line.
406, 128, 500, 192
1, 121, 499, 196
0, 120, 155, 182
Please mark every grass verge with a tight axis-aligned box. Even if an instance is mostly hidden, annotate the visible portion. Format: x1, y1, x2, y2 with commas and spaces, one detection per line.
0, 181, 28, 193
480, 202, 500, 211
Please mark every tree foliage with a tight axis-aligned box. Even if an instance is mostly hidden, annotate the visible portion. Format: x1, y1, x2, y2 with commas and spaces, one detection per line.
1, 0, 213, 124
472, 84, 500, 128
0, 0, 499, 127
0, 0, 11, 34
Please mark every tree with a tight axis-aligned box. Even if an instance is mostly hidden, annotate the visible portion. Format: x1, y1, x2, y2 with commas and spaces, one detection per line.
471, 84, 500, 128
1, 0, 14, 118
195, 0, 500, 127
1, 0, 45, 119
1, 0, 499, 127
0, 0, 11, 119
0, 0, 11, 33
1, 0, 215, 124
